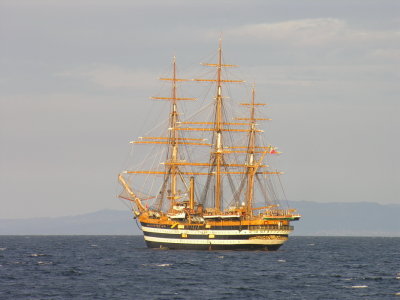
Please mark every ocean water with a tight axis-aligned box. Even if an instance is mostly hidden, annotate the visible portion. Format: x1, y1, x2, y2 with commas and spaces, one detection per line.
0, 236, 399, 299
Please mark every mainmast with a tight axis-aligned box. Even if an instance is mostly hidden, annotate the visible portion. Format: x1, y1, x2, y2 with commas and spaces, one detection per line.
214, 39, 224, 212
193, 40, 244, 212
169, 56, 179, 206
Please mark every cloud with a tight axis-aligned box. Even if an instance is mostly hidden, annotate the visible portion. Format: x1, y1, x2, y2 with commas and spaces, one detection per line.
223, 18, 400, 48
57, 64, 159, 89
367, 48, 400, 61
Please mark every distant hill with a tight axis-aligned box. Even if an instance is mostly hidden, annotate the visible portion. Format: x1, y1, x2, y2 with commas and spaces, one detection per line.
0, 210, 141, 235
290, 201, 400, 236
0, 201, 399, 236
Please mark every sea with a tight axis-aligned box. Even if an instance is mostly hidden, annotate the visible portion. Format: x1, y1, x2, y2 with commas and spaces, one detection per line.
0, 236, 399, 299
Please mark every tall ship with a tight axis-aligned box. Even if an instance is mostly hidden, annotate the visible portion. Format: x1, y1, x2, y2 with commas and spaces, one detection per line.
118, 41, 300, 250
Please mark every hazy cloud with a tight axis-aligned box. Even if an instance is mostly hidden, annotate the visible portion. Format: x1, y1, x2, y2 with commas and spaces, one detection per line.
57, 64, 159, 89
223, 18, 400, 48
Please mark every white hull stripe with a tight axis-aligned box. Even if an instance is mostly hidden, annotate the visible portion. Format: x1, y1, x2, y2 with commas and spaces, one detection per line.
144, 236, 286, 245
142, 225, 291, 236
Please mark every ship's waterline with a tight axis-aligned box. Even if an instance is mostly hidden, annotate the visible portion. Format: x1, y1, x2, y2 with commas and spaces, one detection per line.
144, 236, 287, 251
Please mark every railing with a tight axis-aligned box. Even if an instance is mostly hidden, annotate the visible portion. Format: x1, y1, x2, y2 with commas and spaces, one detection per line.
263, 209, 294, 217
248, 225, 294, 231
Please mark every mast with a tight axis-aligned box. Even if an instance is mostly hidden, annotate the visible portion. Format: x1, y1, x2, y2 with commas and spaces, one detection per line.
214, 39, 223, 212
128, 57, 196, 211
245, 86, 257, 216
169, 56, 179, 206
193, 40, 244, 212
240, 87, 282, 215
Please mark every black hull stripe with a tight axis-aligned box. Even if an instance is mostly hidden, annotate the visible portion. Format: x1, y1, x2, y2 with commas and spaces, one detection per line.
145, 241, 282, 251
143, 231, 288, 240
141, 222, 292, 231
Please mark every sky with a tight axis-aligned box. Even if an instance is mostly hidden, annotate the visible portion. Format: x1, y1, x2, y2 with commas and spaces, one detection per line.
1, 0, 399, 219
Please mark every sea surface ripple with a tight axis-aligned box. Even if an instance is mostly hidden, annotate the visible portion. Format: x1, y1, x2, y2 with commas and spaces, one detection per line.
0, 236, 399, 299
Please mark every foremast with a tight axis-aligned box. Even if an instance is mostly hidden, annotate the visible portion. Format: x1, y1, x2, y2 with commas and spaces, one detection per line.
150, 57, 196, 210
122, 57, 197, 213
165, 57, 181, 207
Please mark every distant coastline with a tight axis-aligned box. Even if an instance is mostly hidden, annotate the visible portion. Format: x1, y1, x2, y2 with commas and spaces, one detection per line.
0, 201, 399, 236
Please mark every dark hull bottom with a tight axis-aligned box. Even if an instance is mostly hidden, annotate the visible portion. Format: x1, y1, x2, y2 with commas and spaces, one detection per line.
145, 241, 282, 251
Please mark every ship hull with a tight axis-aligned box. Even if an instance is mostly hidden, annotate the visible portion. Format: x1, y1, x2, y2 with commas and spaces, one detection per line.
141, 222, 290, 251
145, 240, 282, 251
